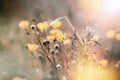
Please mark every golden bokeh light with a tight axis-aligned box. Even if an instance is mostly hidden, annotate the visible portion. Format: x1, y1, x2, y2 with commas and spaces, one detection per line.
116, 33, 120, 41
106, 30, 116, 39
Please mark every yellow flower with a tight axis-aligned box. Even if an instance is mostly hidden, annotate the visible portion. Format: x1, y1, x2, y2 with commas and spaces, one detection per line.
47, 35, 55, 41
26, 44, 38, 52
99, 59, 108, 67
91, 34, 100, 41
12, 77, 23, 80
37, 22, 44, 30
37, 21, 48, 31
116, 33, 120, 40
56, 32, 67, 42
19, 20, 29, 29
49, 29, 62, 36
106, 30, 116, 39
52, 21, 62, 29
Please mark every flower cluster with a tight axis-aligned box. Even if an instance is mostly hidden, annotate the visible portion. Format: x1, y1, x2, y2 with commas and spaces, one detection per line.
19, 17, 120, 80
19, 18, 78, 80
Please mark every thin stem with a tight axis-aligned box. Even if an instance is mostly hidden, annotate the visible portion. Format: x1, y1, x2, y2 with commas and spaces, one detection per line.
39, 39, 52, 64
52, 54, 59, 80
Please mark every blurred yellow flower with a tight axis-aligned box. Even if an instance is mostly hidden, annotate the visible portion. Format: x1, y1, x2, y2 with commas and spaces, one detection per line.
52, 21, 62, 29
99, 59, 108, 67
37, 21, 48, 31
91, 34, 100, 41
47, 35, 55, 41
48, 29, 66, 42
12, 77, 23, 80
26, 44, 38, 52
19, 20, 29, 29
56, 32, 67, 42
49, 29, 62, 36
106, 30, 116, 39
116, 33, 120, 40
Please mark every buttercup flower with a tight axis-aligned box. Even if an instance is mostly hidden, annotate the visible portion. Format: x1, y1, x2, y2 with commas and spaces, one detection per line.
56, 32, 67, 42
52, 21, 62, 29
26, 44, 38, 52
47, 35, 55, 41
37, 21, 48, 31
19, 20, 29, 29
49, 29, 62, 36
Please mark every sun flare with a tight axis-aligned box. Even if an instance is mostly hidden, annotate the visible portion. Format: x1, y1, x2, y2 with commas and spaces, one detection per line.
103, 0, 120, 14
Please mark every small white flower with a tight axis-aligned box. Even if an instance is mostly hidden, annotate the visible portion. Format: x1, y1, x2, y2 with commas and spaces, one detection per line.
56, 64, 62, 69
31, 24, 36, 29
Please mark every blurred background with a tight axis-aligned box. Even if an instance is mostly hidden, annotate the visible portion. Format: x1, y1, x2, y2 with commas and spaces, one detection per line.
0, 0, 120, 80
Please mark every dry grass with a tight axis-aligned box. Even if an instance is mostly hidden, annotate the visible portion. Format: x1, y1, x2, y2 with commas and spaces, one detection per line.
18, 16, 120, 80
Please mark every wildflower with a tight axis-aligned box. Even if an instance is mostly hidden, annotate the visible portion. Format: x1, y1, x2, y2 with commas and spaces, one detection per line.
52, 21, 62, 29
56, 32, 67, 42
12, 77, 23, 80
54, 44, 60, 49
43, 40, 50, 46
37, 21, 48, 31
26, 44, 38, 52
49, 29, 62, 36
56, 64, 62, 69
106, 30, 116, 39
116, 33, 120, 40
31, 24, 36, 30
49, 29, 56, 35
19, 20, 29, 29
50, 49, 55, 54
46, 35, 55, 41
99, 59, 108, 67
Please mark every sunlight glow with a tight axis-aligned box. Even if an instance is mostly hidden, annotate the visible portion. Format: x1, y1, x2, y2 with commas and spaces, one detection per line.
103, 0, 120, 14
